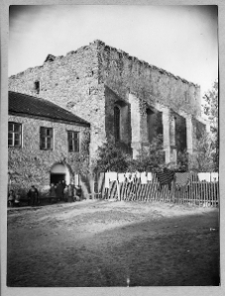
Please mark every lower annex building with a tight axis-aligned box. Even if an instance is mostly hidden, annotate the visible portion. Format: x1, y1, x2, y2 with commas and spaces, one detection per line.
8, 91, 90, 193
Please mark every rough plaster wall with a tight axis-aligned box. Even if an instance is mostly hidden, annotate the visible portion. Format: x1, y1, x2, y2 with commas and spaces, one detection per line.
96, 40, 201, 117
104, 85, 131, 146
8, 115, 89, 192
8, 44, 106, 160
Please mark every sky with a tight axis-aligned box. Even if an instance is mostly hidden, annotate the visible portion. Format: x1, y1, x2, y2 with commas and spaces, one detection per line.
9, 5, 218, 100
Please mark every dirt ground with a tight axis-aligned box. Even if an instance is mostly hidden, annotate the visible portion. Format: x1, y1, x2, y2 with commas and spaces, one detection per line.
7, 200, 220, 287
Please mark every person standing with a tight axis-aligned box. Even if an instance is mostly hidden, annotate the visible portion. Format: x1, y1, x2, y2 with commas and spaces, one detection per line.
64, 185, 69, 202
56, 181, 64, 201
14, 193, 21, 207
75, 185, 82, 201
8, 190, 15, 207
27, 185, 39, 206
67, 184, 74, 202
49, 183, 57, 198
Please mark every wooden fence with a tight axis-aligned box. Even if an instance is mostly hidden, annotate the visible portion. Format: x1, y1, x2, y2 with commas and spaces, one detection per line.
93, 172, 219, 207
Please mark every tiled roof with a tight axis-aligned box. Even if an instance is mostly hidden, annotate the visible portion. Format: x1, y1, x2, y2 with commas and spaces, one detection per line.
8, 91, 90, 126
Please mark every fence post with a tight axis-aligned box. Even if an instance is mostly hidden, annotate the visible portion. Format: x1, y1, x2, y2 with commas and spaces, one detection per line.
116, 180, 120, 201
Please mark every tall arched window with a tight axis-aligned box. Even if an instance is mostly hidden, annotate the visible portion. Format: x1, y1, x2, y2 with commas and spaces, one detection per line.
114, 106, 121, 142
147, 108, 155, 143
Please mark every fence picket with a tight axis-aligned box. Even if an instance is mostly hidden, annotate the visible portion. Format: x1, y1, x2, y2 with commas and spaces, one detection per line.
97, 172, 219, 207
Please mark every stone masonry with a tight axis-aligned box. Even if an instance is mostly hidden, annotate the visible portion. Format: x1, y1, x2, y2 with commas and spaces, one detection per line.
8, 114, 90, 193
9, 40, 208, 165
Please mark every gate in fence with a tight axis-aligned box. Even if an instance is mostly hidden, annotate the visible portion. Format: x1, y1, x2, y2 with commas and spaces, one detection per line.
94, 172, 219, 207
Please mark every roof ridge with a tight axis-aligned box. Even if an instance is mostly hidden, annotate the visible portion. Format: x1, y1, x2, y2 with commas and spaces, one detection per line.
8, 91, 90, 126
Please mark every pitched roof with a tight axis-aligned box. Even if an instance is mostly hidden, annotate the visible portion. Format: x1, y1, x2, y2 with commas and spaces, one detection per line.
8, 91, 90, 127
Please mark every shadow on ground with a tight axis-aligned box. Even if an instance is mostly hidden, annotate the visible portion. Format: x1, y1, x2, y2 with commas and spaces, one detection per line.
7, 201, 220, 287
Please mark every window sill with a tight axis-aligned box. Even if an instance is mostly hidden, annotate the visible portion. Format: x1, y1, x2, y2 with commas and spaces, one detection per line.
8, 146, 22, 149
68, 151, 80, 153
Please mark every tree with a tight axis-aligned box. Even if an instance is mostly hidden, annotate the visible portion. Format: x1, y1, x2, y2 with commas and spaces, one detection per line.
127, 135, 165, 172
202, 79, 218, 133
201, 79, 219, 170
190, 132, 217, 172
93, 135, 165, 174
93, 137, 130, 173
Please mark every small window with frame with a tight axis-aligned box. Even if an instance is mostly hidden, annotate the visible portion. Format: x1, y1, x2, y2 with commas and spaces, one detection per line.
68, 131, 79, 152
40, 127, 53, 150
8, 122, 22, 148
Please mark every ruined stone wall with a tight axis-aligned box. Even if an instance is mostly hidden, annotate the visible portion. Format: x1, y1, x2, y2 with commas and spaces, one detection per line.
104, 85, 131, 147
8, 115, 90, 192
95, 40, 201, 117
8, 43, 106, 160
8, 40, 203, 164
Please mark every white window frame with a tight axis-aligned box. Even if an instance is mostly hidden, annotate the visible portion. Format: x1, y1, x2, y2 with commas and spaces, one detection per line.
40, 126, 53, 150
67, 130, 80, 152
8, 122, 22, 148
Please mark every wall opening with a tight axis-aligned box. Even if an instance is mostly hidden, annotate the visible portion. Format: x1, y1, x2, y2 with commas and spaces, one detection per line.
147, 108, 154, 143
114, 106, 121, 142
195, 120, 206, 140
34, 81, 40, 94
175, 114, 187, 153
147, 108, 163, 143
50, 163, 71, 185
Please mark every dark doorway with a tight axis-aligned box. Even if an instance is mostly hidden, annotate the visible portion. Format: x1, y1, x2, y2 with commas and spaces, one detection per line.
50, 173, 66, 185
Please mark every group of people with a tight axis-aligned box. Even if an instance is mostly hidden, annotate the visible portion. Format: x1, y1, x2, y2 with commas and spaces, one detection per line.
8, 181, 82, 208
8, 185, 39, 208
49, 181, 82, 202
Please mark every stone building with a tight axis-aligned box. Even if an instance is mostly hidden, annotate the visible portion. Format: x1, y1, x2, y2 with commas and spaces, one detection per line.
9, 40, 208, 168
8, 91, 90, 193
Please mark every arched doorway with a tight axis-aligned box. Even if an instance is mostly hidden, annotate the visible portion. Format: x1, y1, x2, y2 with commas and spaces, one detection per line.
50, 163, 71, 185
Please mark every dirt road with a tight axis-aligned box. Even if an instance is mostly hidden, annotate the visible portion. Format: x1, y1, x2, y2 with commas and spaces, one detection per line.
7, 200, 220, 286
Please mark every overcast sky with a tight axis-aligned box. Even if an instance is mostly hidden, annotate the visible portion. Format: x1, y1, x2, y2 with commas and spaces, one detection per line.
9, 5, 218, 99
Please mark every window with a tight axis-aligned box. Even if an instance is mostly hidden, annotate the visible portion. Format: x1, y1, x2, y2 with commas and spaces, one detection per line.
34, 81, 40, 94
170, 116, 176, 146
40, 127, 53, 150
147, 108, 155, 143
68, 131, 79, 152
114, 106, 121, 142
196, 120, 206, 140
8, 122, 22, 147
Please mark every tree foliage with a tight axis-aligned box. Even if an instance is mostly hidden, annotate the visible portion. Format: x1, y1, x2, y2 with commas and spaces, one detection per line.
189, 132, 217, 172
201, 79, 219, 171
93, 135, 165, 174
93, 137, 130, 173
128, 135, 165, 172
202, 79, 218, 133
